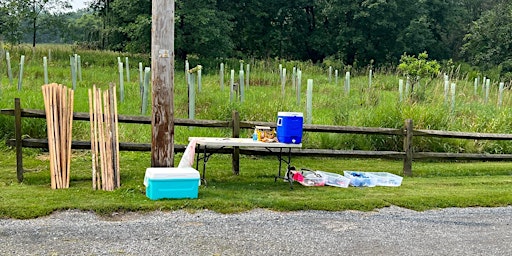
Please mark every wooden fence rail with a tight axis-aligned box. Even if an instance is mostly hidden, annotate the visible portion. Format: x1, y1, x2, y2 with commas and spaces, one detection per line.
3, 98, 512, 182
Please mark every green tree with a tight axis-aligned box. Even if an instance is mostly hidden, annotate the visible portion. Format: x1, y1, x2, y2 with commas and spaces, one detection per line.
216, 0, 275, 58
107, 0, 151, 52
89, 0, 234, 58
396, 15, 437, 58
64, 11, 103, 46
89, 0, 113, 49
176, 0, 234, 59
76, 0, 505, 67
461, 2, 512, 70
30, 12, 68, 43
397, 51, 440, 99
0, 1, 25, 44
349, 0, 401, 65
24, 0, 72, 47
0, 0, 71, 46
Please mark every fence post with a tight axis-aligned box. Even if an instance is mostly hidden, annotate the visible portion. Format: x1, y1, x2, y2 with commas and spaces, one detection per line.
403, 119, 413, 176
14, 98, 24, 183
232, 110, 240, 175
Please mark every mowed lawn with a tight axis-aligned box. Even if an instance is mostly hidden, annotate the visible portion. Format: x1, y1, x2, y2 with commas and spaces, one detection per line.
1, 148, 511, 219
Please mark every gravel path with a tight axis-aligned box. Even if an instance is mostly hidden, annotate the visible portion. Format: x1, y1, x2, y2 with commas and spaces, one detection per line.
1, 206, 511, 255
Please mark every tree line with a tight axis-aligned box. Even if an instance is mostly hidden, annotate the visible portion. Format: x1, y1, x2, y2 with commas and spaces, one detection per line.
1, 0, 512, 74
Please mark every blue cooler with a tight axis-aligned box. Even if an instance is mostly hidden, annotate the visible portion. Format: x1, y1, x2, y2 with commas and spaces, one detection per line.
144, 167, 200, 200
276, 112, 303, 144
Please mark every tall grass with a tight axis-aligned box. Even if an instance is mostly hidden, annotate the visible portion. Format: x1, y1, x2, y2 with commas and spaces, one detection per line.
2, 45, 512, 153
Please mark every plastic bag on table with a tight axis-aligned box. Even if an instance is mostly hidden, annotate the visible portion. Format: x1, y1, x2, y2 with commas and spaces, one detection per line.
178, 139, 197, 168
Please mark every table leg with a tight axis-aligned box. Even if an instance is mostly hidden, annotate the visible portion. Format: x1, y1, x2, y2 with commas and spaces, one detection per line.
202, 145, 207, 181
286, 148, 293, 189
270, 147, 294, 189
195, 145, 226, 186
195, 146, 200, 171
278, 148, 283, 177
194, 145, 209, 185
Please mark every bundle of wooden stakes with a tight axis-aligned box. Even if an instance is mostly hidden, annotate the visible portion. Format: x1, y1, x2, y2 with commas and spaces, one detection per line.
42, 83, 74, 189
88, 84, 120, 191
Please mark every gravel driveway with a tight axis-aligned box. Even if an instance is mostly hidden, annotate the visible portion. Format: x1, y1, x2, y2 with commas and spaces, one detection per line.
1, 206, 511, 255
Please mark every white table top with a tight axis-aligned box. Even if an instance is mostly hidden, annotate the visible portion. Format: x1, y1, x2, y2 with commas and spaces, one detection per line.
189, 137, 302, 148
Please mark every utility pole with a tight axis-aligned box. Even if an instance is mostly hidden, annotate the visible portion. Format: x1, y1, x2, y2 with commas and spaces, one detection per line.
151, 0, 175, 167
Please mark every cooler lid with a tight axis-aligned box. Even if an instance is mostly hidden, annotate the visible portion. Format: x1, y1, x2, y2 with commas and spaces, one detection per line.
277, 112, 303, 117
144, 167, 200, 180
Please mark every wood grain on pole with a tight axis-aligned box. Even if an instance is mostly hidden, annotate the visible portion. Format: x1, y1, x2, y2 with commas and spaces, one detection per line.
151, 0, 175, 167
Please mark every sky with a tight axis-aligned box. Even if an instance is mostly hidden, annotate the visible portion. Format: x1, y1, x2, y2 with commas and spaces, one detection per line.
70, 0, 87, 10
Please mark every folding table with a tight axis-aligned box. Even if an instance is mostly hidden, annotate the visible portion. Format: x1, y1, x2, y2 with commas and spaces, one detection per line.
189, 137, 302, 187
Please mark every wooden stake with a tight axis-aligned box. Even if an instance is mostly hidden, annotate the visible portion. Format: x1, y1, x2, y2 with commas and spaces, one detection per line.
66, 87, 74, 188
93, 86, 101, 189
112, 86, 120, 188
97, 88, 107, 190
106, 89, 115, 190
50, 84, 60, 188
103, 91, 112, 190
108, 86, 115, 189
53, 84, 62, 188
59, 84, 67, 188
42, 85, 55, 189
88, 88, 97, 189
86, 85, 120, 191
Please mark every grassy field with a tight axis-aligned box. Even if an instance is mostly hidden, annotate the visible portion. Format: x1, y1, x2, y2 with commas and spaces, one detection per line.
0, 45, 511, 219
1, 146, 512, 219
3, 45, 512, 151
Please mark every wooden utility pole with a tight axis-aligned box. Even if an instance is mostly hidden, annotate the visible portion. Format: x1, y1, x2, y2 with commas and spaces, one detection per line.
151, 0, 175, 167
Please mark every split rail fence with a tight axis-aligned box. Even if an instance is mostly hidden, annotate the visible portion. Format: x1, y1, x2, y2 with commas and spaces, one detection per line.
4, 98, 512, 183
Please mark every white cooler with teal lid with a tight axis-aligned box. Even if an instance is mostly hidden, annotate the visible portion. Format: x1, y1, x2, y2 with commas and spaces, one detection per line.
144, 167, 200, 200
